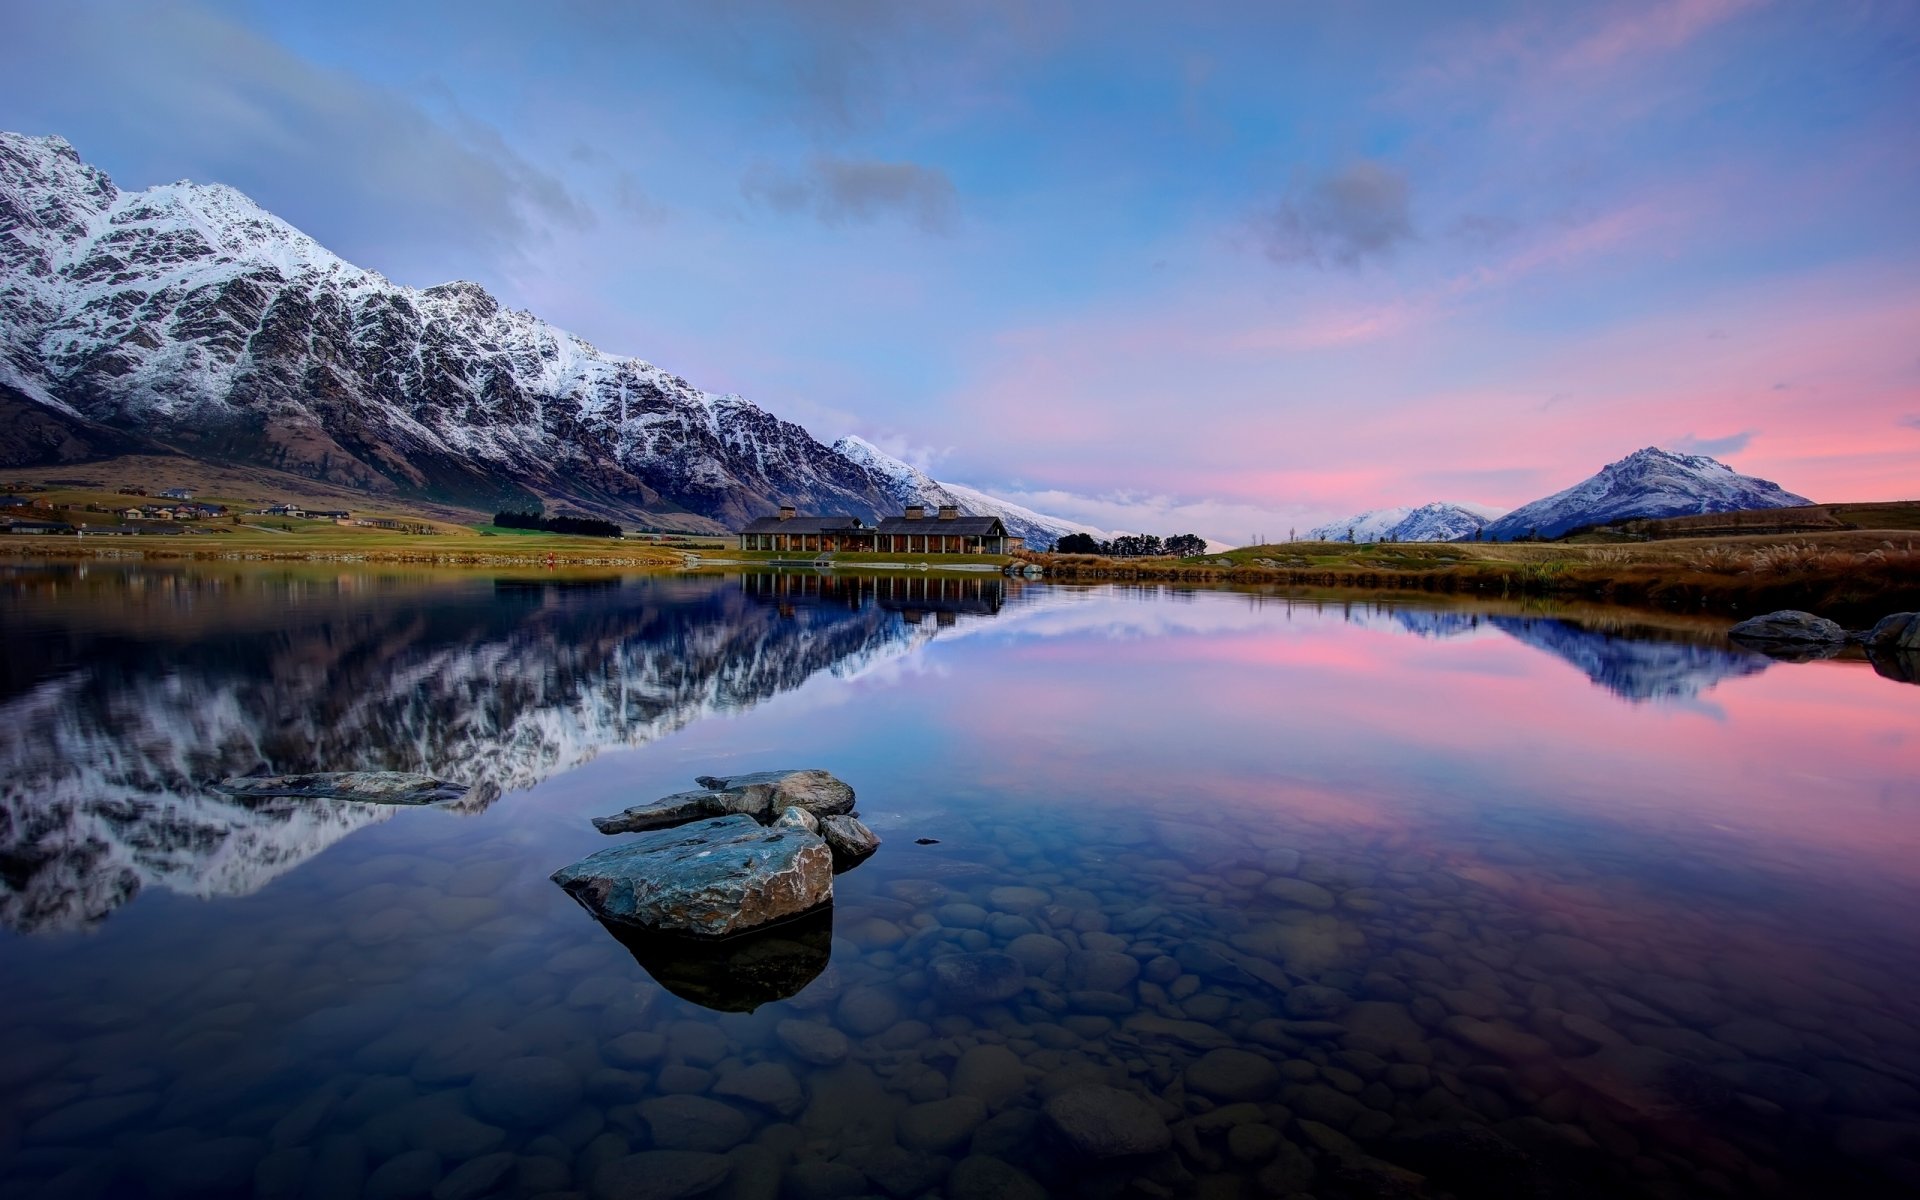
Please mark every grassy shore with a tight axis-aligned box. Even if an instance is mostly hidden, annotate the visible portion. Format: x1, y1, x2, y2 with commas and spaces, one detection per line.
1036, 529, 1920, 626
0, 523, 685, 567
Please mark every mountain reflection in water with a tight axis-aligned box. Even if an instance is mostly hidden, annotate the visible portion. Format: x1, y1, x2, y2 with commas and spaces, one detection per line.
0, 566, 1008, 933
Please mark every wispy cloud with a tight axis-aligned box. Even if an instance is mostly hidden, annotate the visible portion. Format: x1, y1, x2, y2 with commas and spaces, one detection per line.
744, 156, 959, 233
1900, 415, 1920, 431
1255, 161, 1413, 269
1675, 430, 1753, 456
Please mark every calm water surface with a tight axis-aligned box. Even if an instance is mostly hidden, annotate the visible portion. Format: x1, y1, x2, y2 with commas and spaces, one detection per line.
2, 563, 1917, 1199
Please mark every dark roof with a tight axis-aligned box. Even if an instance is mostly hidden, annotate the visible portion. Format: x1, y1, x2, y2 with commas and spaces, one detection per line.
874, 515, 1007, 537
739, 514, 867, 535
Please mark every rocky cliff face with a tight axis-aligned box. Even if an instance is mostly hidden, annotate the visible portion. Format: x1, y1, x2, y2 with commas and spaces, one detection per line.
0, 132, 1081, 533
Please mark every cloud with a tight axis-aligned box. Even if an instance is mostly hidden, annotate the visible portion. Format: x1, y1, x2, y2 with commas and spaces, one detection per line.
981, 485, 1324, 548
1675, 430, 1753, 456
743, 156, 959, 233
0, 2, 589, 284
1901, 415, 1920, 431
1256, 160, 1413, 268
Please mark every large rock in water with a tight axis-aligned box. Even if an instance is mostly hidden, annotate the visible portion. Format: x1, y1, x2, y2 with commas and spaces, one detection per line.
211, 772, 470, 805
592, 791, 721, 834
1727, 610, 1847, 646
552, 815, 832, 938
693, 770, 855, 817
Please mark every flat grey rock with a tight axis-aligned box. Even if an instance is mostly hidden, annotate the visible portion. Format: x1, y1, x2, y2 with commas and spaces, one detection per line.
593, 790, 721, 833
553, 814, 832, 938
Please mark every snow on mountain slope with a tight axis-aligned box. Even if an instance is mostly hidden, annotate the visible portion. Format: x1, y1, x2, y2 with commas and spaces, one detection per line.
831, 435, 1106, 546
0, 132, 1057, 531
1482, 448, 1812, 541
1309, 501, 1506, 542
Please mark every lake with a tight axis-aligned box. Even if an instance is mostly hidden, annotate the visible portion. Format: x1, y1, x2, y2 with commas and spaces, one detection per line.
2, 562, 1917, 1199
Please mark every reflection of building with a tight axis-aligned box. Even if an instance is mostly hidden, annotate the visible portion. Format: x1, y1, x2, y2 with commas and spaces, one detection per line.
738, 505, 1023, 555
742, 571, 1010, 619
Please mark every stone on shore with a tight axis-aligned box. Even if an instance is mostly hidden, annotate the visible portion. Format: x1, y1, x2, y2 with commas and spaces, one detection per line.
212, 771, 470, 805
693, 769, 855, 817
1866, 612, 1920, 652
819, 815, 881, 867
552, 814, 832, 938
1728, 610, 1847, 646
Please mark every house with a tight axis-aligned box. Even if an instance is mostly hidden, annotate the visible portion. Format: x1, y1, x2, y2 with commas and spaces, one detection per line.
873, 506, 1023, 555
2, 520, 74, 535
265, 503, 307, 518
159, 487, 195, 500
121, 507, 144, 519
737, 504, 1022, 555
1, 496, 33, 508
308, 509, 351, 520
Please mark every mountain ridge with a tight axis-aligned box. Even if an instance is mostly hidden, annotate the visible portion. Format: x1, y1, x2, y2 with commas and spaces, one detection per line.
0, 131, 1088, 541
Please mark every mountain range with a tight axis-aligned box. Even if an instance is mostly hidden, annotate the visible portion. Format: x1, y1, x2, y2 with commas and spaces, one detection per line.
0, 132, 1090, 543
1307, 501, 1508, 543
1310, 448, 1812, 543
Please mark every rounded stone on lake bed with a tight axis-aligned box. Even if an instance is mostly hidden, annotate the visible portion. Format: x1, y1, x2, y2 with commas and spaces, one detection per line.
775, 1019, 849, 1066
589, 1150, 731, 1200
929, 951, 1026, 1006
1042, 1084, 1172, 1157
1185, 1048, 1281, 1101
1262, 877, 1336, 910
468, 1057, 582, 1128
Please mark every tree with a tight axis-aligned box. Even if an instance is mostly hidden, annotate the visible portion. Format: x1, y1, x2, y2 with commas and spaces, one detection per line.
1164, 533, 1207, 558
1055, 532, 1102, 555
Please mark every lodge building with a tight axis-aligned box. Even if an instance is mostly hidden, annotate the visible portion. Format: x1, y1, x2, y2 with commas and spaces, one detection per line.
738, 505, 1023, 555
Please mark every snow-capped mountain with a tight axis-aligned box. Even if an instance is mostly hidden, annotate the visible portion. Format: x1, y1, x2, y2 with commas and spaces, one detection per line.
831, 435, 1103, 547
1482, 447, 1812, 541
0, 131, 1052, 531
1308, 501, 1506, 543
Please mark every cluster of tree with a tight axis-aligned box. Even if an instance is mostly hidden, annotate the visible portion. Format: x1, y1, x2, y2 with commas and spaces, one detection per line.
493, 510, 623, 538
1053, 531, 1209, 558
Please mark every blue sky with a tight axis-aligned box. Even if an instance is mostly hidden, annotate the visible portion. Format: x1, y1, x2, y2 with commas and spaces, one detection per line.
3, 0, 1916, 539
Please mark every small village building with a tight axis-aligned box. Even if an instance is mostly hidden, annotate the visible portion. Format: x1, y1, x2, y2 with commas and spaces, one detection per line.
1, 496, 33, 508
2, 520, 74, 535
121, 507, 144, 519
265, 503, 307, 518
737, 504, 1022, 554
159, 488, 195, 500
308, 509, 351, 520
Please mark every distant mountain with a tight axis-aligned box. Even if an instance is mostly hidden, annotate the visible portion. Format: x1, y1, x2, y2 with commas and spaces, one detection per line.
1482, 448, 1813, 541
1309, 501, 1507, 543
831, 435, 1102, 547
0, 131, 1060, 532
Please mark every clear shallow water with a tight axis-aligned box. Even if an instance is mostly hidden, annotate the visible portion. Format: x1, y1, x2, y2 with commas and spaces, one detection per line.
2, 563, 1918, 1199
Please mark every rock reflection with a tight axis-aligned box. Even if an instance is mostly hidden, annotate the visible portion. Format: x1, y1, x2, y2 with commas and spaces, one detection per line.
594, 908, 834, 1013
